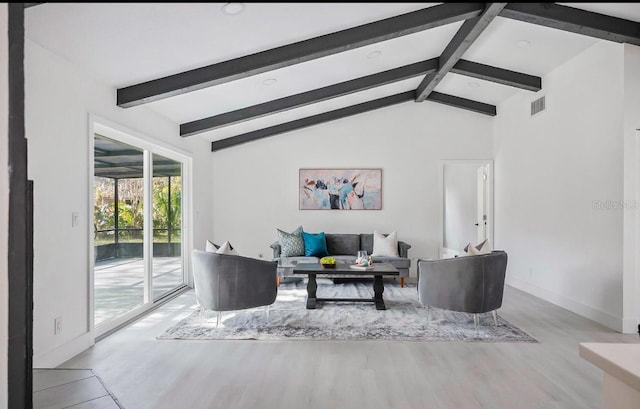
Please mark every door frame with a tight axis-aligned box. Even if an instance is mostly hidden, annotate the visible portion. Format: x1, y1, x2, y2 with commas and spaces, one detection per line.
88, 115, 193, 339
437, 159, 494, 259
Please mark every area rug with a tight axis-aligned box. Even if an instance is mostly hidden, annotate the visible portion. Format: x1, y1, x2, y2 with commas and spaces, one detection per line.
158, 280, 537, 343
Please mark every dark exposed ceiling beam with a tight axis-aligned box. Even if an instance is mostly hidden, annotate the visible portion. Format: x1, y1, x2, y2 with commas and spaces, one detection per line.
211, 92, 414, 151
450, 59, 541, 91
182, 58, 538, 137
181, 58, 439, 137
415, 3, 507, 102
211, 90, 495, 152
426, 91, 496, 116
117, 3, 485, 107
500, 3, 640, 46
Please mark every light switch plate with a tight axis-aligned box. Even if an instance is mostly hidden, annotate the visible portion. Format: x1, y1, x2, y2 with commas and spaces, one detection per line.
72, 211, 79, 227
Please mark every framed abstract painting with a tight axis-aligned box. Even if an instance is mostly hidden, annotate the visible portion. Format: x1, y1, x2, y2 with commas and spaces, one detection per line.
299, 168, 382, 210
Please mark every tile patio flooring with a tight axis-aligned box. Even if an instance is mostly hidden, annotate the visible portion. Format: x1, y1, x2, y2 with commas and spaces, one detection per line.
94, 257, 183, 327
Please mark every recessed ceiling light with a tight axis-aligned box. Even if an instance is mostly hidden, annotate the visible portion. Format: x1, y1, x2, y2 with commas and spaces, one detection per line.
262, 78, 277, 86
222, 3, 245, 15
468, 82, 480, 88
366, 50, 382, 59
516, 40, 531, 48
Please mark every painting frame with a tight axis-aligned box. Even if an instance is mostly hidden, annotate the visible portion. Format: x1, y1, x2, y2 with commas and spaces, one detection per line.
299, 168, 382, 210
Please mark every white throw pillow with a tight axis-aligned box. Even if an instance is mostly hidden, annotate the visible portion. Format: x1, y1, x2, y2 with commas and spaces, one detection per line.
467, 244, 482, 256
205, 240, 218, 253
215, 241, 239, 256
458, 243, 475, 257
372, 231, 399, 257
476, 239, 492, 254
206, 239, 237, 254
464, 239, 492, 256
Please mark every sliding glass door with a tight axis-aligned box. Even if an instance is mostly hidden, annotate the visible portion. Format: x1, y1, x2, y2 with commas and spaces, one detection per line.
152, 154, 183, 301
92, 131, 187, 333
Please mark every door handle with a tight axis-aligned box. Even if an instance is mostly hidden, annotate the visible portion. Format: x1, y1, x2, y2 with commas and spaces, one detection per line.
475, 223, 479, 226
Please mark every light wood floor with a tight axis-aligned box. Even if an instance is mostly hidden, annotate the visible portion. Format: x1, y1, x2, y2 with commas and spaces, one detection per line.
32, 368, 122, 408
62, 285, 639, 409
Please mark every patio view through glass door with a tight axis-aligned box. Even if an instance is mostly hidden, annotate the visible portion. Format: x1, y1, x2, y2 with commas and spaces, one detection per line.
93, 133, 186, 331
152, 154, 183, 301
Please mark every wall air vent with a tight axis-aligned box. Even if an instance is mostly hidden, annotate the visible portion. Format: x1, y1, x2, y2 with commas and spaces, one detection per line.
531, 95, 545, 116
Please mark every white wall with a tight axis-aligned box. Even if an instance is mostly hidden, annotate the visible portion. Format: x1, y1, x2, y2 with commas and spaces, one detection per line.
26, 39, 213, 367
622, 44, 640, 332
0, 4, 8, 407
443, 163, 479, 251
494, 41, 626, 331
211, 101, 494, 274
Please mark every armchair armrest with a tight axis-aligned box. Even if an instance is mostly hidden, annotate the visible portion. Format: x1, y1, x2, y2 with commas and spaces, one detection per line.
398, 241, 411, 258
270, 241, 282, 259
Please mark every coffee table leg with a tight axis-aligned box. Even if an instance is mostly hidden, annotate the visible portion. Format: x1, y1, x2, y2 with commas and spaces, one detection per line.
373, 275, 386, 310
306, 274, 317, 309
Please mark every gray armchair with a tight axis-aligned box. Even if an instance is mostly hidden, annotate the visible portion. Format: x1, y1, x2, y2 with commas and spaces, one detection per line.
192, 250, 278, 326
417, 251, 507, 329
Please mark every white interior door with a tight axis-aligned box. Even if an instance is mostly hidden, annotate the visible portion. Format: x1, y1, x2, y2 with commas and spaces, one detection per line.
477, 165, 488, 243
440, 160, 494, 258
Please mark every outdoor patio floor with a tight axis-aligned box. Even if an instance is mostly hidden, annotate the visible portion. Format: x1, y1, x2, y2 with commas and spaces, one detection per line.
94, 256, 183, 327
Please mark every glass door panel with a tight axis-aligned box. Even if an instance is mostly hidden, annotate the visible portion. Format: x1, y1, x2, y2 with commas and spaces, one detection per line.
93, 135, 145, 327
152, 153, 184, 300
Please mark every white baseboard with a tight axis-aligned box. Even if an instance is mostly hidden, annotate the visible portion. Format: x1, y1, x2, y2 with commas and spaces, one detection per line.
33, 332, 94, 368
507, 276, 625, 333
622, 317, 639, 334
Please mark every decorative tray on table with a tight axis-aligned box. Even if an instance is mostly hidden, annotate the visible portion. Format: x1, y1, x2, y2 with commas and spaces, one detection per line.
349, 264, 374, 270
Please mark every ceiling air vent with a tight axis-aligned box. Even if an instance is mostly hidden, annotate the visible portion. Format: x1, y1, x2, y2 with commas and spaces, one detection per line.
531, 96, 546, 116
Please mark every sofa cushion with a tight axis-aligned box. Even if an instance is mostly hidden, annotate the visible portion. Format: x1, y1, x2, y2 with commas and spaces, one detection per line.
302, 231, 329, 257
277, 226, 305, 257
371, 256, 410, 270
359, 234, 374, 254
325, 234, 360, 255
277, 256, 319, 267
333, 255, 357, 264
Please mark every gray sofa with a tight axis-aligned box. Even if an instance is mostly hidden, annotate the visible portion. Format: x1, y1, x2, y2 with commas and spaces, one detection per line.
270, 233, 411, 286
417, 251, 507, 328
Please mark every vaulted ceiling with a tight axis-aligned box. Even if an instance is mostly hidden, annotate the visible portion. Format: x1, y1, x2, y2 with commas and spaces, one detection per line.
25, 3, 640, 151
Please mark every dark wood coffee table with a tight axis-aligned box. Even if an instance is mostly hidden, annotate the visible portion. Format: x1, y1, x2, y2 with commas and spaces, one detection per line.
292, 263, 399, 310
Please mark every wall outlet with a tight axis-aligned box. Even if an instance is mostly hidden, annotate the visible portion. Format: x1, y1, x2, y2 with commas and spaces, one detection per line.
54, 316, 62, 335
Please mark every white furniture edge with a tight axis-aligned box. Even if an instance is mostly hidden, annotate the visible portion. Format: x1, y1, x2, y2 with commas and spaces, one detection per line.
579, 342, 640, 392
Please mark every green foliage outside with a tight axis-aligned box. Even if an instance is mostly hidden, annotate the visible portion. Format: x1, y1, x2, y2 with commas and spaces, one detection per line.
94, 176, 181, 245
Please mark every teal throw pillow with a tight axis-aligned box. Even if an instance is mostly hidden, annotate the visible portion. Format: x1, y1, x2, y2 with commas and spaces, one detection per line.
302, 231, 329, 257
277, 226, 305, 257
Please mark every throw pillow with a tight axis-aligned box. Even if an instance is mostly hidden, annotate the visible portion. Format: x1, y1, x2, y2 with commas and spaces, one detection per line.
302, 231, 329, 257
457, 244, 474, 257
476, 239, 492, 254
205, 239, 218, 253
215, 241, 239, 256
372, 230, 399, 257
205, 239, 235, 253
463, 239, 492, 256
277, 225, 305, 257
